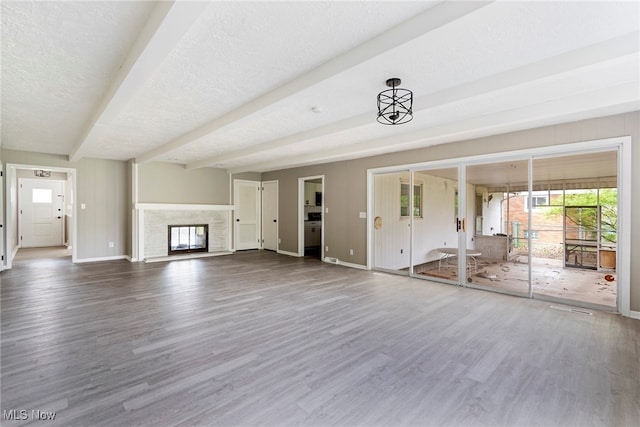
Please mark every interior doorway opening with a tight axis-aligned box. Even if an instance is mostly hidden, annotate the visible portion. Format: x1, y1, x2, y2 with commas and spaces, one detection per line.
4, 164, 77, 269
299, 176, 323, 259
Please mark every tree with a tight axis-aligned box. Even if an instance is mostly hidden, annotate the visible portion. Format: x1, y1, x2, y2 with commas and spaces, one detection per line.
545, 189, 617, 243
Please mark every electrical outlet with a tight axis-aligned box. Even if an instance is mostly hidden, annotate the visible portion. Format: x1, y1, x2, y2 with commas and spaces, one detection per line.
349, 249, 354, 255
109, 242, 114, 248
325, 246, 329, 252
278, 238, 281, 244
81, 203, 86, 210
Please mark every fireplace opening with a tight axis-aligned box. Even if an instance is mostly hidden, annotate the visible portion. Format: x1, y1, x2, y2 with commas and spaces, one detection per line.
168, 224, 208, 255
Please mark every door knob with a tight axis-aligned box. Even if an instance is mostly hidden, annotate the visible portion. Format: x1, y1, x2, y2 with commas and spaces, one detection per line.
236, 219, 240, 222
57, 216, 62, 219
273, 219, 277, 222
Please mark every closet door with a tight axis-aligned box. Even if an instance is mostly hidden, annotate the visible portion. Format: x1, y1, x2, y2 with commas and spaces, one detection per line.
234, 180, 260, 250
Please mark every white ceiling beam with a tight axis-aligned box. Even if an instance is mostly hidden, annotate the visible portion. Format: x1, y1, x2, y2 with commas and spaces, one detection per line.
135, 0, 495, 164
188, 31, 639, 169
69, 1, 210, 162
231, 82, 639, 173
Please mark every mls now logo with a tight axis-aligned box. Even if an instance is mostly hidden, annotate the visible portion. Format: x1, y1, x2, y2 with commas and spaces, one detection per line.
3, 409, 28, 420
3, 409, 56, 421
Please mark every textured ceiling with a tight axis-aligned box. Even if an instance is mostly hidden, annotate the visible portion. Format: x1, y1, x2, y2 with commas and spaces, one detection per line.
1, 1, 638, 173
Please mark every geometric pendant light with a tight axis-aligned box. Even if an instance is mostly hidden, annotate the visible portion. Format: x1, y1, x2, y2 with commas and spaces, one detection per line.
376, 77, 413, 125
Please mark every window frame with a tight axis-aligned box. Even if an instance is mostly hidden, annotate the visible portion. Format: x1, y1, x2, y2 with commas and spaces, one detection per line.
400, 181, 423, 218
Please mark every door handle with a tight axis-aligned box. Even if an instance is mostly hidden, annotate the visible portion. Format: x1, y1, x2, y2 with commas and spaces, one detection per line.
236, 218, 240, 222
273, 219, 277, 222
57, 216, 62, 219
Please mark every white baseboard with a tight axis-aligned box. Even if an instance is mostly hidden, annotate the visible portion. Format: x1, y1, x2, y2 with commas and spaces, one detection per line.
277, 250, 301, 257
628, 310, 640, 320
74, 255, 129, 264
323, 257, 368, 270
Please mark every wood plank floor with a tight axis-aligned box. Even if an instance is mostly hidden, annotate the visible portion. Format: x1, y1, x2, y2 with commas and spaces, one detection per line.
1, 249, 639, 426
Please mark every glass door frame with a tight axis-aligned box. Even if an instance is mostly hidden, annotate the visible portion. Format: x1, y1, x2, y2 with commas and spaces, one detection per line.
366, 136, 631, 316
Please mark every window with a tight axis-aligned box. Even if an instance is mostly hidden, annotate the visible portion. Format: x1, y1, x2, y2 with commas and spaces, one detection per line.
523, 230, 539, 240
525, 194, 548, 211
32, 188, 52, 204
401, 182, 422, 217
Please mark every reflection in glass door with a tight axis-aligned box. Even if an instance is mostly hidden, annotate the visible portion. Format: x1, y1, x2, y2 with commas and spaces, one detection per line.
411, 167, 462, 285
373, 171, 411, 274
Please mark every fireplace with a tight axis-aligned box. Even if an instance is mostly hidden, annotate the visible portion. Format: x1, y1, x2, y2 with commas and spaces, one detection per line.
168, 224, 208, 255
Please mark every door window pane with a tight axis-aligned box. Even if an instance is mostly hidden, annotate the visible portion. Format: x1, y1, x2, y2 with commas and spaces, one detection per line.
32, 188, 52, 203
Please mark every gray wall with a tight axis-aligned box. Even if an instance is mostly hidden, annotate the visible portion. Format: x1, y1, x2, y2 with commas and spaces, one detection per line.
2, 111, 638, 311
138, 162, 229, 204
1, 149, 129, 261
263, 111, 640, 311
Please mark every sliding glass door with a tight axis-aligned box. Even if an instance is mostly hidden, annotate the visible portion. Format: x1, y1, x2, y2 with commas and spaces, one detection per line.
531, 151, 618, 309
369, 143, 621, 313
411, 167, 463, 285
465, 159, 531, 297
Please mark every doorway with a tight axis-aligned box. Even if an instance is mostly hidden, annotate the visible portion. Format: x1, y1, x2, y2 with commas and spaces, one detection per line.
4, 164, 77, 269
298, 176, 323, 259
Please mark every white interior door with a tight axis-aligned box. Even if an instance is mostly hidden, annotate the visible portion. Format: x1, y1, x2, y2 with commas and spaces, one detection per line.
234, 180, 261, 250
262, 181, 278, 251
19, 178, 64, 248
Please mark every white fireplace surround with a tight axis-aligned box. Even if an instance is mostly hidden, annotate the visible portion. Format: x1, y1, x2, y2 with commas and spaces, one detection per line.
135, 203, 234, 262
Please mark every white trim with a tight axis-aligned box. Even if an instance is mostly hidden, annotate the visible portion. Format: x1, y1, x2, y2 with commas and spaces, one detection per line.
261, 180, 279, 252
5, 163, 78, 269
323, 257, 369, 270
135, 203, 235, 211
277, 249, 301, 257
75, 255, 128, 263
628, 310, 640, 320
616, 136, 632, 317
131, 162, 139, 262
366, 170, 374, 270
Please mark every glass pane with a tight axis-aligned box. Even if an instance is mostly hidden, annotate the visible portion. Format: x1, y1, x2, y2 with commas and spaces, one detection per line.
465, 159, 530, 296
532, 151, 617, 308
193, 226, 207, 249
411, 167, 460, 284
32, 188, 52, 203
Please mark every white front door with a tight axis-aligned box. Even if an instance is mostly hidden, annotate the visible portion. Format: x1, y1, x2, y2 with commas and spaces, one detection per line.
19, 178, 64, 248
262, 181, 278, 251
234, 180, 261, 250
